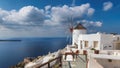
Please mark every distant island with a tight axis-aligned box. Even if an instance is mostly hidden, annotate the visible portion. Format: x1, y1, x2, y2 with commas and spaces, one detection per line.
0, 40, 21, 42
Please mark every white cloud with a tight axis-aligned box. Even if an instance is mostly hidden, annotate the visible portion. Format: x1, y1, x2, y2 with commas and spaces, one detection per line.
45, 5, 51, 15
47, 3, 95, 25
103, 1, 113, 11
45, 5, 51, 11
80, 20, 102, 33
0, 3, 97, 27
3, 6, 45, 25
87, 8, 95, 16
0, 8, 9, 23
81, 20, 102, 27
95, 21, 102, 27
0, 3, 103, 37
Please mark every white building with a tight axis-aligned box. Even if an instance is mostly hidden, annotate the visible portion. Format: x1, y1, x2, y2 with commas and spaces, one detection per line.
72, 23, 120, 50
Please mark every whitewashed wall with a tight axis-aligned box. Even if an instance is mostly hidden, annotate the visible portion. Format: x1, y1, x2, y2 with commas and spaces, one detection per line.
78, 34, 101, 50
100, 34, 120, 50
100, 34, 114, 50
72, 29, 86, 46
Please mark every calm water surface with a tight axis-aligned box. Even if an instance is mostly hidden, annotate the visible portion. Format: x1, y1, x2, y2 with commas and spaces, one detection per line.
0, 37, 67, 68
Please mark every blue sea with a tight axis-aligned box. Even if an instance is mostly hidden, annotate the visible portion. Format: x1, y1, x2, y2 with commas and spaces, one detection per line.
0, 37, 68, 68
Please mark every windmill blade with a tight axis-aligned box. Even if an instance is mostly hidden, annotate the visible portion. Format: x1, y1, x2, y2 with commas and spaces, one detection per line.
72, 0, 76, 7
64, 16, 74, 45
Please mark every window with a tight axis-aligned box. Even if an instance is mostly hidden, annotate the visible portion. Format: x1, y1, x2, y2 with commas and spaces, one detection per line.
85, 41, 88, 47
117, 37, 119, 40
115, 43, 120, 50
93, 41, 98, 48
80, 41, 82, 49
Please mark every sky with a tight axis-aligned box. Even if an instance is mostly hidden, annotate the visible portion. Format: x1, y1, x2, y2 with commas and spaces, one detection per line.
0, 0, 120, 38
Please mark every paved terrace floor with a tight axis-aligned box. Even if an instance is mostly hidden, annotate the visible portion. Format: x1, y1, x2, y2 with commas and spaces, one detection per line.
62, 55, 87, 68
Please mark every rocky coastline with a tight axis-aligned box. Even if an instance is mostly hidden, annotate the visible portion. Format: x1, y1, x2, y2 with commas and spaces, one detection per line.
10, 49, 65, 68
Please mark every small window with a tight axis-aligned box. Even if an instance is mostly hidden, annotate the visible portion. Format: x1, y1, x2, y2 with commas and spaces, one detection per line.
117, 37, 119, 40
80, 41, 82, 45
85, 41, 88, 47
93, 41, 98, 48
80, 41, 82, 49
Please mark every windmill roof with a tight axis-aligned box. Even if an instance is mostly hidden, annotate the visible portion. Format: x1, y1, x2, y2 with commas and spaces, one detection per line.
74, 23, 86, 29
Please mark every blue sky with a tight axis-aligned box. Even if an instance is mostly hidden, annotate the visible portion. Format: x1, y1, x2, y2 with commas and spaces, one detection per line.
0, 0, 120, 38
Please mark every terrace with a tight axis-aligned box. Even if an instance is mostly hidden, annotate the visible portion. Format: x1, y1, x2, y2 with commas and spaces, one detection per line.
62, 55, 87, 68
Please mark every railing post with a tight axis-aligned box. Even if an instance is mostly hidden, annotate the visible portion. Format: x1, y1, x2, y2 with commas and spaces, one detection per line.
48, 62, 50, 68
59, 56, 62, 67
85, 54, 88, 68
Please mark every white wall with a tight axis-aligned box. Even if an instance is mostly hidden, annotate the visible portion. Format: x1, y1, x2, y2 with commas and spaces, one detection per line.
78, 34, 101, 50
88, 58, 103, 68
111, 35, 120, 50
88, 57, 120, 68
100, 34, 114, 50
100, 34, 120, 50
72, 29, 86, 46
